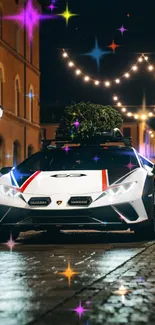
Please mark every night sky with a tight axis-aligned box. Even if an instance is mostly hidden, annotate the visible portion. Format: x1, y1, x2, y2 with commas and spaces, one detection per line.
38, 0, 155, 122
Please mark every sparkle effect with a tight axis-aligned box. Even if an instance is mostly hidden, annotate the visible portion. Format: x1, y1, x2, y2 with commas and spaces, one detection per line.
26, 91, 35, 99
5, 234, 16, 252
82, 38, 111, 69
73, 120, 80, 128
57, 3, 78, 26
4, 0, 57, 40
72, 301, 89, 319
118, 25, 128, 35
5, 153, 12, 159
93, 155, 100, 162
126, 161, 136, 170
113, 284, 131, 304
63, 146, 70, 153
59, 261, 79, 286
107, 40, 120, 53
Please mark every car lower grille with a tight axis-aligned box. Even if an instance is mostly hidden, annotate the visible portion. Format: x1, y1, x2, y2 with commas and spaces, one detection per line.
68, 196, 92, 207
28, 197, 51, 206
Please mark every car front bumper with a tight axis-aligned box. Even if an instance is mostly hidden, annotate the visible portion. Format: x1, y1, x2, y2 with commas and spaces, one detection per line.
0, 201, 148, 230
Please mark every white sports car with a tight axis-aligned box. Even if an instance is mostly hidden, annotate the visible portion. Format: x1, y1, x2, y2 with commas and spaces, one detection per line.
0, 129, 155, 241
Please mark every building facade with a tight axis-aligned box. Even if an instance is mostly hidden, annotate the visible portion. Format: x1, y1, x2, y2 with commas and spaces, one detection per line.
0, 0, 40, 168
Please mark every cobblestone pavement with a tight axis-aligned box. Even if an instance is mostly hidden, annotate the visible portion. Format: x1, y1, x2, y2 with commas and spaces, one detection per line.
0, 231, 155, 325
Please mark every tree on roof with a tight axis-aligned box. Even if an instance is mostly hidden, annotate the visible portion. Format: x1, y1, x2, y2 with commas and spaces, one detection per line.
56, 101, 123, 140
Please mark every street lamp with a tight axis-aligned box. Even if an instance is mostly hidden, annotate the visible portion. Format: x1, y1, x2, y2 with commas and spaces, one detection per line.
0, 105, 3, 118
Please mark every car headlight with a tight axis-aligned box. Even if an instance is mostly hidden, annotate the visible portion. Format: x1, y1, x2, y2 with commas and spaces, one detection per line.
105, 181, 137, 196
0, 185, 20, 198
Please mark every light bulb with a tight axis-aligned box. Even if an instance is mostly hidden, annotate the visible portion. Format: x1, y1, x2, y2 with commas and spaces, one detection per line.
115, 79, 120, 84
148, 65, 154, 71
63, 52, 68, 57
149, 131, 152, 134
134, 114, 139, 119
117, 102, 122, 107
124, 73, 130, 78
151, 134, 154, 137
132, 65, 138, 71
84, 76, 90, 81
76, 69, 81, 75
148, 112, 153, 117
113, 96, 118, 101
144, 56, 148, 61
68, 61, 74, 67
138, 57, 143, 62
127, 112, 132, 116
122, 108, 126, 112
105, 81, 110, 87
141, 114, 146, 120
95, 80, 99, 85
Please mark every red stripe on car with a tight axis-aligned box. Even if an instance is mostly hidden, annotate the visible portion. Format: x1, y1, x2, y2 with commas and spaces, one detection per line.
102, 170, 108, 191
20, 170, 41, 193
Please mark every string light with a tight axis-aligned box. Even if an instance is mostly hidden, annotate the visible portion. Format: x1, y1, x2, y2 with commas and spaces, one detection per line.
62, 49, 155, 88
148, 65, 154, 71
117, 102, 122, 107
68, 61, 74, 67
105, 81, 110, 87
95, 80, 100, 85
124, 73, 130, 78
122, 108, 126, 112
151, 134, 154, 137
113, 96, 118, 101
76, 69, 81, 75
84, 76, 90, 81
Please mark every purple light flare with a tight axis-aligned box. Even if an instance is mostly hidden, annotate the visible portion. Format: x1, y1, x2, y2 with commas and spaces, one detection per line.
63, 146, 70, 153
73, 120, 80, 128
93, 155, 100, 162
72, 301, 89, 319
3, 0, 57, 41
118, 25, 128, 35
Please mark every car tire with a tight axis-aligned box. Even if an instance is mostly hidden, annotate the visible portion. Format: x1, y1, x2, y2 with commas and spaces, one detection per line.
0, 228, 20, 243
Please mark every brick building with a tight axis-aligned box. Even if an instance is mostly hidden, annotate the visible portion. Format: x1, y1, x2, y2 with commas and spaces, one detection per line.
0, 0, 40, 168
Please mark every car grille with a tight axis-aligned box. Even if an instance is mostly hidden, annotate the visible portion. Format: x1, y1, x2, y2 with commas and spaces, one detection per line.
28, 197, 51, 206
68, 196, 92, 206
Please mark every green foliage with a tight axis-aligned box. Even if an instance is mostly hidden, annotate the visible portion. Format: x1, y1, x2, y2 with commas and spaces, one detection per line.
57, 102, 123, 140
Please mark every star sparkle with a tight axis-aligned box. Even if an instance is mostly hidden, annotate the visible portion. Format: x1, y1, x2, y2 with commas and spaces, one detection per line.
107, 40, 120, 53
118, 25, 127, 35
48, 3, 56, 11
4, 0, 57, 41
57, 3, 78, 26
59, 261, 79, 286
126, 161, 136, 170
5, 234, 16, 252
26, 91, 35, 99
63, 146, 70, 153
5, 153, 12, 159
72, 301, 89, 319
82, 38, 111, 69
73, 120, 80, 128
93, 155, 100, 162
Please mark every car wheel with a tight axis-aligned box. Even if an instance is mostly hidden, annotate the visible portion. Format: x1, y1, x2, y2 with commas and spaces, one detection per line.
0, 228, 20, 243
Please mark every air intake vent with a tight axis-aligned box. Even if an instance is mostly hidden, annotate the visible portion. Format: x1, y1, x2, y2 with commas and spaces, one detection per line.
28, 197, 51, 206
68, 196, 92, 206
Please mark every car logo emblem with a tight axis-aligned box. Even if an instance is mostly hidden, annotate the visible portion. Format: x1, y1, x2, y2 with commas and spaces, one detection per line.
57, 200, 62, 205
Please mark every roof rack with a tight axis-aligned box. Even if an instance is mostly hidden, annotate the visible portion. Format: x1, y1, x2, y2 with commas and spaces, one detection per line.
41, 128, 132, 150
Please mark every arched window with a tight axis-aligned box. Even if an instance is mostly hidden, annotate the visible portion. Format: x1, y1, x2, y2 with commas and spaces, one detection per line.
15, 75, 21, 116
13, 140, 21, 166
28, 145, 34, 157
29, 86, 34, 122
0, 135, 5, 168
15, 25, 20, 53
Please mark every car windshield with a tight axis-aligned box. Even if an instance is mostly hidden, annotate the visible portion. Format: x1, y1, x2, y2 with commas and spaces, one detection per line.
15, 146, 140, 171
